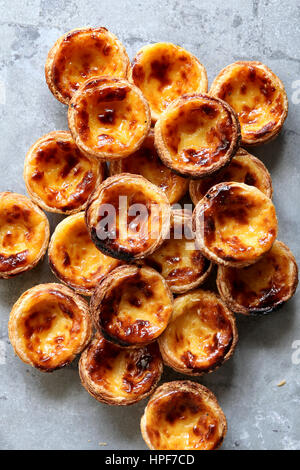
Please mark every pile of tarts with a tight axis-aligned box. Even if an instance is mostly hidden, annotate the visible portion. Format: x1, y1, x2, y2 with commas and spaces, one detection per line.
3, 26, 297, 451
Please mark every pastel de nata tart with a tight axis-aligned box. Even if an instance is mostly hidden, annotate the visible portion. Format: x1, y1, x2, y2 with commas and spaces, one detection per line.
141, 380, 227, 450
68, 77, 151, 160
129, 42, 208, 122
8, 283, 92, 372
189, 148, 273, 205
217, 240, 298, 315
79, 332, 163, 405
24, 131, 105, 214
144, 209, 212, 294
85, 173, 171, 261
158, 289, 237, 375
109, 130, 189, 204
192, 182, 278, 268
155, 93, 241, 178
0, 192, 49, 279
45, 27, 130, 105
90, 265, 173, 348
209, 61, 288, 146
48, 212, 123, 296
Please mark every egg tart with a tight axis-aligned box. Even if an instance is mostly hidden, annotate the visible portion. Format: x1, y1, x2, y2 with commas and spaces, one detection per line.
68, 77, 151, 161
90, 265, 173, 348
0, 192, 49, 279
158, 289, 237, 375
154, 93, 241, 178
209, 61, 288, 146
8, 283, 92, 372
141, 380, 227, 450
192, 182, 277, 268
129, 42, 208, 122
79, 332, 163, 405
217, 240, 298, 315
85, 173, 171, 261
189, 148, 273, 205
48, 212, 123, 296
144, 209, 212, 294
45, 27, 130, 105
109, 131, 189, 204
24, 131, 105, 214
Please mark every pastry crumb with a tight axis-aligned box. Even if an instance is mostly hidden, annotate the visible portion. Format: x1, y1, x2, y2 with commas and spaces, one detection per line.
98, 442, 107, 446
277, 380, 286, 387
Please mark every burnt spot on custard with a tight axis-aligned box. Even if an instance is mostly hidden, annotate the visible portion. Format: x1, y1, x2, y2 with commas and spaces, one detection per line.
0, 250, 28, 272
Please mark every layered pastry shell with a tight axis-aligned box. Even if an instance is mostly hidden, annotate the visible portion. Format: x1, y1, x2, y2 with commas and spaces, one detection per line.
48, 212, 123, 296
217, 240, 298, 315
140, 380, 227, 450
68, 77, 151, 160
79, 332, 163, 405
85, 173, 171, 261
154, 93, 241, 178
158, 289, 237, 375
189, 147, 273, 205
209, 61, 288, 146
109, 130, 189, 204
45, 27, 130, 105
129, 42, 208, 122
192, 182, 278, 268
24, 131, 105, 214
144, 209, 212, 293
0, 192, 49, 278
90, 265, 173, 348
8, 283, 92, 372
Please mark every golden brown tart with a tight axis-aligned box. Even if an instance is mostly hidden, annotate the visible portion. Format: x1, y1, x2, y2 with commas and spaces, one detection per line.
8, 283, 92, 372
129, 42, 208, 122
158, 289, 237, 375
68, 77, 151, 160
144, 209, 212, 294
189, 148, 272, 205
209, 61, 288, 146
109, 131, 189, 204
79, 332, 163, 405
155, 93, 241, 178
45, 27, 130, 105
0, 192, 49, 279
217, 240, 298, 315
141, 380, 227, 450
192, 182, 278, 268
85, 173, 171, 261
90, 265, 173, 348
24, 131, 105, 214
48, 212, 123, 296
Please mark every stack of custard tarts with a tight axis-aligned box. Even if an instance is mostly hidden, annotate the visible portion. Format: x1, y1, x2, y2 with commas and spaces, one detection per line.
3, 26, 297, 451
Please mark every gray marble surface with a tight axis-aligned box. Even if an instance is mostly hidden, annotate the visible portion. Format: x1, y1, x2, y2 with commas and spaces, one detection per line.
0, 0, 300, 450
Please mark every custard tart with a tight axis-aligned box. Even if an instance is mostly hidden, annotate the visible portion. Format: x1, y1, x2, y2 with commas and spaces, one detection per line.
0, 192, 49, 279
45, 27, 130, 105
68, 77, 151, 160
129, 42, 208, 122
192, 182, 277, 268
217, 240, 298, 315
109, 131, 189, 204
90, 265, 173, 348
158, 289, 237, 375
144, 209, 212, 294
189, 148, 273, 205
141, 380, 227, 450
85, 173, 171, 261
154, 93, 240, 178
48, 212, 123, 296
24, 131, 105, 214
8, 283, 92, 372
79, 332, 163, 405
209, 61, 288, 146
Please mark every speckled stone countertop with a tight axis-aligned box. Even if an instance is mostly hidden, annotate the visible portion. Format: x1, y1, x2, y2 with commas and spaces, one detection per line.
0, 0, 299, 450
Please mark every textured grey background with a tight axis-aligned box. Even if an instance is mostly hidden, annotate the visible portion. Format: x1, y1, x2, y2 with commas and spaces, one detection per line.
0, 0, 299, 450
